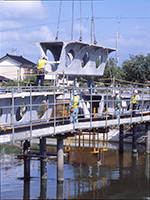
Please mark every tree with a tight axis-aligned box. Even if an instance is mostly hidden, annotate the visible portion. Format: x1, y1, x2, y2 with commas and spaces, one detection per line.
121, 53, 150, 85
95, 57, 122, 86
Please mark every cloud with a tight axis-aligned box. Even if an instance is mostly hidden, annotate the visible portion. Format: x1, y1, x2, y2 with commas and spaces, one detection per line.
1, 31, 20, 41
1, 0, 47, 20
0, 20, 23, 31
119, 26, 149, 48
74, 23, 89, 34
22, 26, 54, 41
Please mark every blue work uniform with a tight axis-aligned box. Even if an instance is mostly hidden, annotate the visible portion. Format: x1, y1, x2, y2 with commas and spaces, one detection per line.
115, 94, 120, 119
35, 59, 47, 86
68, 95, 79, 124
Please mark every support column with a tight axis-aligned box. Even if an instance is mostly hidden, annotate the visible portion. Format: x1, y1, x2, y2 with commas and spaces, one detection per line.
40, 137, 47, 180
146, 123, 150, 154
23, 180, 30, 199
23, 140, 30, 179
57, 137, 64, 183
57, 182, 63, 199
119, 153, 123, 185
132, 123, 137, 153
119, 124, 124, 153
39, 180, 47, 199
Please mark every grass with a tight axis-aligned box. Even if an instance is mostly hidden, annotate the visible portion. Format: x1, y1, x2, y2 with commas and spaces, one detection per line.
0, 144, 20, 154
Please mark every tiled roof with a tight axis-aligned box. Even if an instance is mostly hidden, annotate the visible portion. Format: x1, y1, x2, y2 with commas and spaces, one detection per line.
0, 54, 36, 66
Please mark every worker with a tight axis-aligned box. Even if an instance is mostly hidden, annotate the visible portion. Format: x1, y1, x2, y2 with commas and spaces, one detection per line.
131, 90, 139, 117
115, 90, 120, 119
68, 90, 79, 124
86, 76, 97, 93
35, 56, 48, 87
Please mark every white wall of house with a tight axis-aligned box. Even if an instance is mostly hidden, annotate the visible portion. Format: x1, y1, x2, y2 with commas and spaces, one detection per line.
0, 59, 30, 80
0, 59, 20, 80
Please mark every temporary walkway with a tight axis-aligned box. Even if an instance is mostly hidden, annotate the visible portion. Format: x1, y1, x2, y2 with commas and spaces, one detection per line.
0, 85, 150, 183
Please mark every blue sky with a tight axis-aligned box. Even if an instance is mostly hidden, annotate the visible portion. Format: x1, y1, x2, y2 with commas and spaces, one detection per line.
0, 0, 150, 66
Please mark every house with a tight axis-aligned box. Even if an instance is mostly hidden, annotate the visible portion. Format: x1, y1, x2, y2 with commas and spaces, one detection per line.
0, 54, 36, 81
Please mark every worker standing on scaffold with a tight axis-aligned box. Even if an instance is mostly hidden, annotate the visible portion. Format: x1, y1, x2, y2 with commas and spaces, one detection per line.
68, 90, 79, 124
131, 90, 139, 117
86, 76, 97, 93
35, 56, 48, 87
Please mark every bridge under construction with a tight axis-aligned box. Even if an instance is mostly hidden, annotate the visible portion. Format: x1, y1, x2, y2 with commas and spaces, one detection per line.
0, 85, 150, 182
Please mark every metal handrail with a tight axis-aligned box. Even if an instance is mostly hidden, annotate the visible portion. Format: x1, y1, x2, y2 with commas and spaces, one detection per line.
0, 85, 150, 138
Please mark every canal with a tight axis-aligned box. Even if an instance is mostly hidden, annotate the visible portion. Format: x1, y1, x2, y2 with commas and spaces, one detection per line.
1, 143, 150, 199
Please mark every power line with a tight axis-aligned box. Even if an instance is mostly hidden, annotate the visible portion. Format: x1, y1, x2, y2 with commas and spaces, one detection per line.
1, 17, 87, 32
1, 16, 150, 33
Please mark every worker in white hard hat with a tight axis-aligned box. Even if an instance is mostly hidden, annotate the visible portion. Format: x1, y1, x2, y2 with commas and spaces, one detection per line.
35, 56, 48, 87
115, 91, 120, 119
68, 90, 79, 124
131, 89, 139, 117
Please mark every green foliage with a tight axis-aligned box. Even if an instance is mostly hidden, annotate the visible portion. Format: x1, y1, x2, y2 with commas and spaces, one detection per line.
2, 74, 36, 87
96, 57, 122, 86
0, 144, 20, 154
96, 54, 150, 87
121, 53, 150, 86
44, 80, 53, 86
79, 81, 86, 87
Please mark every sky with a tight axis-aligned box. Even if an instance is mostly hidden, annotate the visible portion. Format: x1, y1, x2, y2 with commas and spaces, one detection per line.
0, 0, 150, 66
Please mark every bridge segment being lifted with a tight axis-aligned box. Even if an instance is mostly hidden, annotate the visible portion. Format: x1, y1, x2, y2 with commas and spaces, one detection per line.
31, 40, 115, 76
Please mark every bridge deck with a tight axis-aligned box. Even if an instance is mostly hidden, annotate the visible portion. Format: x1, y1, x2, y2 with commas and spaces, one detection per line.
0, 115, 149, 144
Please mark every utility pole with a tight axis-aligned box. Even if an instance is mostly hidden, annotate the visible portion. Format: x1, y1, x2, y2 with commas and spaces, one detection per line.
116, 32, 119, 67
91, 17, 94, 44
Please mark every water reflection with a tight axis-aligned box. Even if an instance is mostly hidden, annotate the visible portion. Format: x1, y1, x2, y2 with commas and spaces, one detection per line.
57, 182, 63, 199
39, 180, 47, 200
1, 148, 150, 199
23, 180, 30, 200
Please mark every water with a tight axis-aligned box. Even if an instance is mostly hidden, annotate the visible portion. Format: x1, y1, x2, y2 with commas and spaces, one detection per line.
1, 144, 150, 199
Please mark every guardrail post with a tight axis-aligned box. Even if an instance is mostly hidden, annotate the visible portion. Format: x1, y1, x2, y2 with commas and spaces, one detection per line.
90, 84, 92, 129
119, 124, 124, 153
30, 85, 32, 140
11, 87, 14, 143
132, 123, 137, 153
57, 137, 64, 183
40, 137, 47, 180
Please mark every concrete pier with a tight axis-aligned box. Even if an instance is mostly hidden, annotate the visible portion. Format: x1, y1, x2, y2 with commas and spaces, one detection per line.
57, 137, 64, 183
23, 140, 30, 179
40, 137, 47, 180
57, 182, 63, 199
